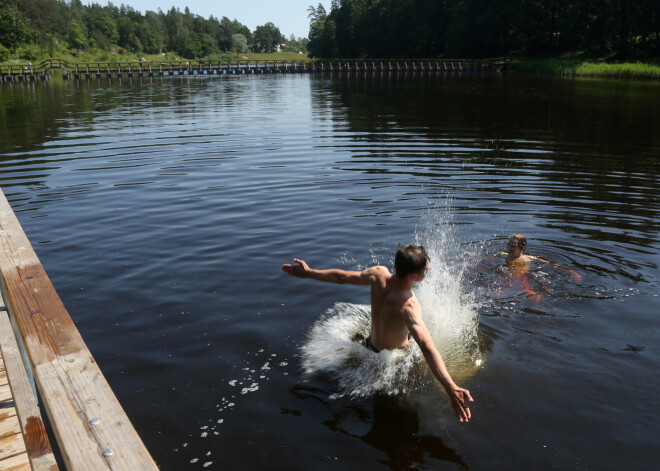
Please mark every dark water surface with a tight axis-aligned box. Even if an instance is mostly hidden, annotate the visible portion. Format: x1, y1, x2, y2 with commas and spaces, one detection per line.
1, 73, 658, 470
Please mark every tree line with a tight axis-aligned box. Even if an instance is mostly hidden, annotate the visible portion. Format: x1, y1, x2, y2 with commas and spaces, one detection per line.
307, 0, 660, 59
0, 0, 308, 61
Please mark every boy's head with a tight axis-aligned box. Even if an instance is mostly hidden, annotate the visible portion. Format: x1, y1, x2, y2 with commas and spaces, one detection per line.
395, 245, 430, 277
507, 233, 527, 257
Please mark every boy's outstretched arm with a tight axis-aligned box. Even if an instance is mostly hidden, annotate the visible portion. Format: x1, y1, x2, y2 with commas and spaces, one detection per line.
405, 305, 474, 422
282, 258, 378, 285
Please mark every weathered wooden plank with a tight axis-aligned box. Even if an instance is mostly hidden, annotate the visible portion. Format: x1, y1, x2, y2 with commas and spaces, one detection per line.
0, 451, 31, 471
0, 310, 59, 471
0, 406, 17, 422
0, 413, 21, 439
0, 383, 12, 403
0, 430, 26, 460
0, 189, 158, 470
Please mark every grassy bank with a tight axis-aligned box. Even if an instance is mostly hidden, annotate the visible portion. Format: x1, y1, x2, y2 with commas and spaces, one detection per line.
0, 47, 309, 67
508, 58, 660, 79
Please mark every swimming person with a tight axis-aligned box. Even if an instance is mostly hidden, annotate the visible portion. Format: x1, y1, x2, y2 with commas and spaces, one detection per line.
282, 245, 474, 422
495, 233, 581, 301
502, 233, 581, 278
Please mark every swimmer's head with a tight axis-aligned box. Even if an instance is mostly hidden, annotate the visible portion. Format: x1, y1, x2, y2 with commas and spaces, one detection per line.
507, 233, 527, 256
395, 245, 430, 277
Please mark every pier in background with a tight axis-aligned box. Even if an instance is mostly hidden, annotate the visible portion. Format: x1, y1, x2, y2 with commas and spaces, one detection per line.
0, 58, 510, 82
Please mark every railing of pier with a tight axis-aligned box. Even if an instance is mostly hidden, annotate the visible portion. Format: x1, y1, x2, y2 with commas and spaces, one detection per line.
1, 57, 511, 79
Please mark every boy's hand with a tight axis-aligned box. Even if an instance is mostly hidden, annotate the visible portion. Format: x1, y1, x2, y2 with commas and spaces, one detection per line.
282, 258, 310, 278
447, 386, 474, 422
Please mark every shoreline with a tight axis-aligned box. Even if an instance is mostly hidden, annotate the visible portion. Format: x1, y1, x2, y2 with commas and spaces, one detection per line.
506, 58, 660, 80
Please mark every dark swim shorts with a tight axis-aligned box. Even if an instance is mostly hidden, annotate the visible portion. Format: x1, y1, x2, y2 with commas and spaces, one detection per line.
362, 335, 380, 353
362, 333, 413, 353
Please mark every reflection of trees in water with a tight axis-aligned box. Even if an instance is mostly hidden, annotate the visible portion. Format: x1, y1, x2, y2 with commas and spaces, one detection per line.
0, 78, 220, 191
0, 81, 66, 155
311, 73, 660, 246
289, 384, 468, 470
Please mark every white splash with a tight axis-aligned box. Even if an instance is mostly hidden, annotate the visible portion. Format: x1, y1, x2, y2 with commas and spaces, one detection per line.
300, 204, 482, 398
414, 205, 482, 377
301, 302, 422, 398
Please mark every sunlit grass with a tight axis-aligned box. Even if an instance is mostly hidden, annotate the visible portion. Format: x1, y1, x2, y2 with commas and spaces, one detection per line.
235, 52, 310, 61
1, 49, 309, 66
574, 61, 660, 78
509, 58, 660, 79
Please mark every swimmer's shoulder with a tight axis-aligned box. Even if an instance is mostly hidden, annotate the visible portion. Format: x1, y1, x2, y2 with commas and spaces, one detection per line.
361, 265, 391, 287
505, 255, 532, 267
363, 265, 391, 278
527, 254, 550, 263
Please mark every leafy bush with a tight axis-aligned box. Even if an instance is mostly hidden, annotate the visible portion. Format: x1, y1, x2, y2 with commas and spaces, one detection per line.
0, 43, 9, 62
18, 44, 41, 61
93, 51, 111, 62
199, 52, 235, 63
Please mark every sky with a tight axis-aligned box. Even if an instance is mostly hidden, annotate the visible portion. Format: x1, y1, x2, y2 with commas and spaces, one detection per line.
122, 0, 326, 39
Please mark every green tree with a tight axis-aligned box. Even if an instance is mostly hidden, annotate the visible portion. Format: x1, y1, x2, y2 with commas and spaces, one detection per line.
253, 22, 284, 52
183, 31, 202, 57
67, 19, 86, 50
199, 33, 216, 56
0, 4, 37, 52
234, 21, 252, 45
0, 42, 9, 61
92, 11, 119, 45
307, 3, 335, 57
283, 39, 305, 53
16, 0, 68, 38
164, 7, 188, 55
231, 33, 247, 56
144, 10, 165, 52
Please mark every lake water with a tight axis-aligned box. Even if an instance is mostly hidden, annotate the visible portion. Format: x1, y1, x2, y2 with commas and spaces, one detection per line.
0, 72, 658, 470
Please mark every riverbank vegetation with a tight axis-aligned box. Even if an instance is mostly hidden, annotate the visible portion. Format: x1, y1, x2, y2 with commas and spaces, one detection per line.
307, 1, 659, 60
303, 1, 659, 79
2, 0, 658, 79
0, 0, 308, 65
508, 58, 660, 79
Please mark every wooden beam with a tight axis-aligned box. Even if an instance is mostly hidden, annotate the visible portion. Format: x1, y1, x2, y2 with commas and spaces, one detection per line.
0, 452, 31, 471
0, 406, 17, 422
0, 413, 21, 440
0, 189, 158, 470
0, 431, 26, 461
0, 382, 12, 403
0, 309, 59, 471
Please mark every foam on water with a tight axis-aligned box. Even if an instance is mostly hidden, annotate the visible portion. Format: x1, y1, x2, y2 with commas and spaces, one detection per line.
301, 204, 482, 398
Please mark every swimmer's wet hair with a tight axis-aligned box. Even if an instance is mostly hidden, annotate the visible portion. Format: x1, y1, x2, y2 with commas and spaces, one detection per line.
509, 233, 527, 249
395, 245, 429, 277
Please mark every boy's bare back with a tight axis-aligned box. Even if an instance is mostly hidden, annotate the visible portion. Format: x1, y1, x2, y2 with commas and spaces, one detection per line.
367, 266, 418, 350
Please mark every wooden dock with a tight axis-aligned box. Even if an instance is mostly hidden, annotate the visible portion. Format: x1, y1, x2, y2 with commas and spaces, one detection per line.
1, 288, 58, 471
0, 57, 511, 82
0, 189, 158, 470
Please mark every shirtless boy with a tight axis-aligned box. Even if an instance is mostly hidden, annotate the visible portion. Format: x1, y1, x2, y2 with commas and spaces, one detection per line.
282, 245, 474, 422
